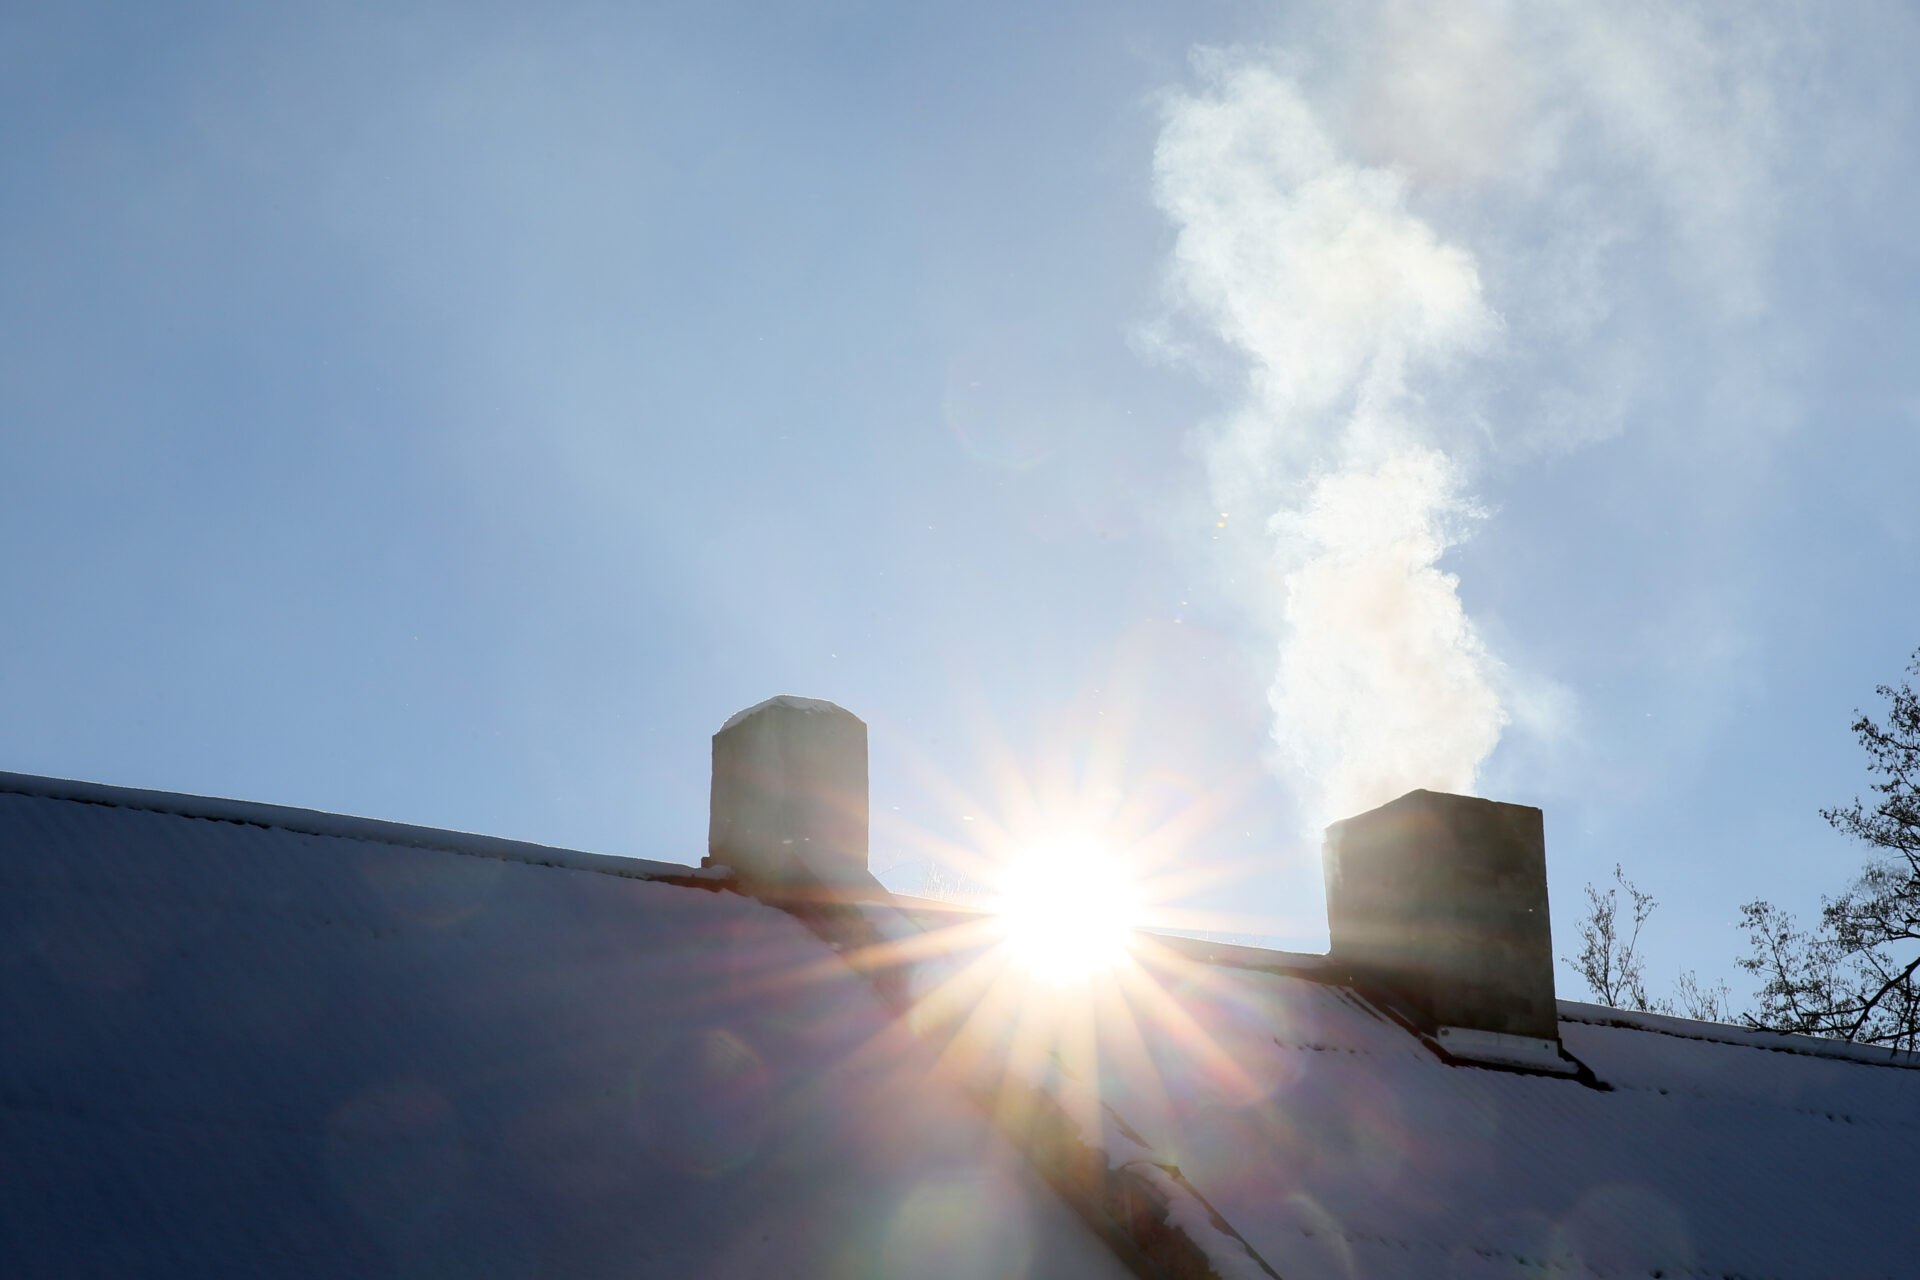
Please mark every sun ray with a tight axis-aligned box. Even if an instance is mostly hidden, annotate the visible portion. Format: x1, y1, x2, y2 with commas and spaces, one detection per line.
1108, 944, 1261, 1103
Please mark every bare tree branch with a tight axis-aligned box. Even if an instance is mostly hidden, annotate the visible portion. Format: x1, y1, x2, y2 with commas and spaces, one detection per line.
1742, 648, 1920, 1052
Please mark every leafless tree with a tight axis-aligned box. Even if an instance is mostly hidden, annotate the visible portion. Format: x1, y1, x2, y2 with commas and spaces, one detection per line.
1569, 865, 1734, 1021
1739, 648, 1920, 1052
1568, 864, 1657, 1011
1670, 967, 1734, 1023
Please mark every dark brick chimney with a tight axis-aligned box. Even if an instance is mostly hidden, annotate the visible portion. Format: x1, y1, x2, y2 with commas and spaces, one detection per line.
1323, 789, 1557, 1044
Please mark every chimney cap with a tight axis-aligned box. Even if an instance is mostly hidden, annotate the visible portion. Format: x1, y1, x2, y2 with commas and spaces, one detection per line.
719, 694, 860, 734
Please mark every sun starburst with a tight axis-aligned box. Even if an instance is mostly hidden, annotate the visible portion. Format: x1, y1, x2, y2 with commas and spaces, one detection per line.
991, 833, 1141, 984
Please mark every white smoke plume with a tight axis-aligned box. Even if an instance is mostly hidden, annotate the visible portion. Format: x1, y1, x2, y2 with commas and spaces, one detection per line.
1152, 6, 1783, 826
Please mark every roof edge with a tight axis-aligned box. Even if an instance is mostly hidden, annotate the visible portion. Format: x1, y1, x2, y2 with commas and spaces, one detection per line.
1137, 929, 1334, 978
888, 895, 1336, 978
0, 769, 713, 885
1559, 999, 1920, 1070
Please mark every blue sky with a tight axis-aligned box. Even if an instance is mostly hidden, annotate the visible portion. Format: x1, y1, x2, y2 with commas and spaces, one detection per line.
5, 0, 1919, 999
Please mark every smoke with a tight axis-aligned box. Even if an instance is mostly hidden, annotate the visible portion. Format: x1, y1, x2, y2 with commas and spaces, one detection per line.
1151, 6, 1783, 826
1153, 63, 1502, 824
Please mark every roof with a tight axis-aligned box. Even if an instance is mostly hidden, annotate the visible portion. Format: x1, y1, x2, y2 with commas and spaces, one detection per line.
1088, 962, 1920, 1279
5, 770, 1919, 1279
895, 896, 1920, 1279
0, 773, 1127, 1279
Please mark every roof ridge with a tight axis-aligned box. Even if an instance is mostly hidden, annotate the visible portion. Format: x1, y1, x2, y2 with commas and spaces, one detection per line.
1559, 1001, 1920, 1071
0, 769, 713, 886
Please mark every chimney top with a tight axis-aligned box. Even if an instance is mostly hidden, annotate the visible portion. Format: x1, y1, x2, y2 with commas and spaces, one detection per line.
708, 696, 869, 886
719, 694, 848, 734
1323, 789, 1558, 1044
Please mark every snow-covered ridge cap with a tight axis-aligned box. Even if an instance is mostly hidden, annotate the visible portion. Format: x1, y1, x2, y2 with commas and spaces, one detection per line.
1560, 999, 1920, 1070
718, 694, 855, 732
0, 769, 712, 883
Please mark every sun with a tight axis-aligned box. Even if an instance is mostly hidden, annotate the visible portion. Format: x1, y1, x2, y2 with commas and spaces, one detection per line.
991, 834, 1142, 983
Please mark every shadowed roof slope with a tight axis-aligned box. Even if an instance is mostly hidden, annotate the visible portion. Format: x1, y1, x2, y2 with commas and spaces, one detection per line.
0, 773, 1128, 1280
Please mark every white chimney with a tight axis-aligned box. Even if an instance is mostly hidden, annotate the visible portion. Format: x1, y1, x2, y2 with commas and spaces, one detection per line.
707, 696, 869, 885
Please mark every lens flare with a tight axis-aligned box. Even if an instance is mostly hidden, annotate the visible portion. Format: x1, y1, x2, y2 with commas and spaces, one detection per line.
991, 835, 1140, 983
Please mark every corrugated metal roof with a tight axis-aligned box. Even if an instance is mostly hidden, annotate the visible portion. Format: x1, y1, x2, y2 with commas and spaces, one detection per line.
0, 775, 1130, 1280
6, 770, 1918, 1280
872, 877, 1920, 1277
1095, 959, 1920, 1279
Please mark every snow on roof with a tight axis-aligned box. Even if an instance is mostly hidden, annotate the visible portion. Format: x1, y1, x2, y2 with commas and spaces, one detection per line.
6, 769, 1919, 1280
887, 899, 1920, 1278
1086, 957, 1920, 1280
0, 773, 1127, 1279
